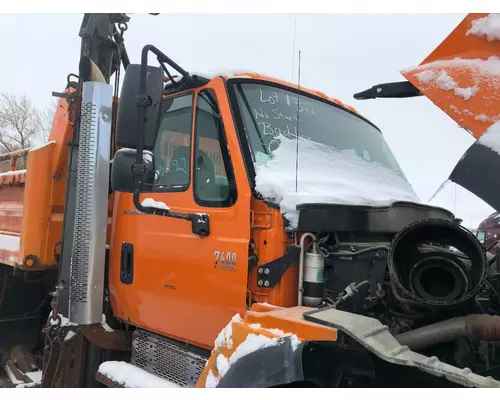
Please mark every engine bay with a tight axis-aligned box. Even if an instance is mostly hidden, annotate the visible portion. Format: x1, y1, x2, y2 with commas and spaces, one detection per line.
295, 201, 500, 380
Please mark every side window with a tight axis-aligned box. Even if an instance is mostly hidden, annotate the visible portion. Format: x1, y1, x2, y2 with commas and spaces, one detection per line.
152, 92, 194, 192
194, 90, 237, 207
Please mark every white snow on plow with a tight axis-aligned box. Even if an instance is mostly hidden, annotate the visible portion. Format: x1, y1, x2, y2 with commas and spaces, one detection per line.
479, 121, 500, 156
214, 314, 242, 350
207, 314, 302, 388
434, 70, 478, 100
467, 13, 500, 42
254, 137, 419, 228
404, 56, 500, 90
207, 332, 301, 388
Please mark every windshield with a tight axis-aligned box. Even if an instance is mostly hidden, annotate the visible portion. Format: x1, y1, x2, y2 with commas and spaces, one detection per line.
231, 82, 406, 178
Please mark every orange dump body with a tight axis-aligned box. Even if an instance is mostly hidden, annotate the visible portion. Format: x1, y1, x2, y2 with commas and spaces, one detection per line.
0, 158, 26, 266
0, 93, 113, 271
0, 97, 72, 270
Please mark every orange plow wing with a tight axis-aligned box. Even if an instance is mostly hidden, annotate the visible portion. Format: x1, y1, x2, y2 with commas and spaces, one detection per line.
401, 13, 500, 140
196, 303, 337, 388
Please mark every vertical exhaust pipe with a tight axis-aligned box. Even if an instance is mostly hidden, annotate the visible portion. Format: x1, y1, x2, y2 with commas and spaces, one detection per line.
68, 80, 112, 325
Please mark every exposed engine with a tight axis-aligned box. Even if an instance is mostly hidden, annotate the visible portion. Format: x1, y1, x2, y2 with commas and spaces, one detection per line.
296, 201, 500, 380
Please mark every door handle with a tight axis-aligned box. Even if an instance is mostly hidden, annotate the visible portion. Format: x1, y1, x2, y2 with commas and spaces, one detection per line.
120, 242, 134, 284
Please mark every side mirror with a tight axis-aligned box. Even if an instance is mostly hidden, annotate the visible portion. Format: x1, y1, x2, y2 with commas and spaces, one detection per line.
116, 64, 164, 150
111, 148, 156, 193
112, 45, 210, 236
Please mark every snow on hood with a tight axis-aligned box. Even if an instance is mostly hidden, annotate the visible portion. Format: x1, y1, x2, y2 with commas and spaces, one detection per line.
254, 136, 420, 228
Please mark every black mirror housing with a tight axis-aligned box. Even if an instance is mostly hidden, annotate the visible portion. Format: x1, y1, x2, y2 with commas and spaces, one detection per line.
116, 64, 164, 150
111, 148, 156, 193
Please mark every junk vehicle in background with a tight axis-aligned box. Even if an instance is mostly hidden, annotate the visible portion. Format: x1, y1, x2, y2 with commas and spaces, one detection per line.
1, 13, 500, 388
476, 212, 500, 253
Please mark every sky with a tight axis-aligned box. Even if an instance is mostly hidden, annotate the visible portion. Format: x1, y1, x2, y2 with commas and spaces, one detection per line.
0, 12, 495, 228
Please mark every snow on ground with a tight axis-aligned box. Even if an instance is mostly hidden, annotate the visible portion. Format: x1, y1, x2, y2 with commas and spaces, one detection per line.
467, 13, 500, 42
141, 198, 170, 211
0, 234, 20, 251
254, 136, 419, 228
479, 121, 500, 156
98, 361, 180, 388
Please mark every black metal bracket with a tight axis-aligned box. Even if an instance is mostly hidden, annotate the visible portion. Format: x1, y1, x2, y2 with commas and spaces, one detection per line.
132, 190, 210, 236
257, 245, 301, 288
353, 80, 422, 100
79, 13, 130, 83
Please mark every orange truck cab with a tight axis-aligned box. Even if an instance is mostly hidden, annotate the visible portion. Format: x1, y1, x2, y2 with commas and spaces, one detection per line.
108, 70, 415, 350
2, 13, 500, 389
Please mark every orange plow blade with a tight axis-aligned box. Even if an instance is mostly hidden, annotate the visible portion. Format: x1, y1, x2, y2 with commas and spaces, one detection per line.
196, 303, 338, 388
401, 13, 500, 140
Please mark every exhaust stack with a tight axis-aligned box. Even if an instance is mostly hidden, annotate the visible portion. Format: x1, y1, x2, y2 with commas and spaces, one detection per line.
68, 81, 112, 325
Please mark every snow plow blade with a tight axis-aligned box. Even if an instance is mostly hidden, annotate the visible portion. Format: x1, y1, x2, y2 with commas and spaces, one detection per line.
448, 140, 500, 211
401, 13, 500, 140
197, 303, 500, 388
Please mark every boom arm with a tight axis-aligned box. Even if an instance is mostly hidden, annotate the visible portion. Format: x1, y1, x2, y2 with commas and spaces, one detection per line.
78, 13, 130, 83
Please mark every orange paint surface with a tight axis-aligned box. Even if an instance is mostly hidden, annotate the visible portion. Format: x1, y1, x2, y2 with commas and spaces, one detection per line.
402, 13, 500, 140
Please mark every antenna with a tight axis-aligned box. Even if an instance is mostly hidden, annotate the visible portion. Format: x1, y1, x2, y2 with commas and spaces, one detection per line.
295, 50, 301, 193
291, 13, 298, 81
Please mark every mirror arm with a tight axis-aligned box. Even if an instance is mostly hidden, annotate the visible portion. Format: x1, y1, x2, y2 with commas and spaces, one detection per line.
131, 172, 210, 236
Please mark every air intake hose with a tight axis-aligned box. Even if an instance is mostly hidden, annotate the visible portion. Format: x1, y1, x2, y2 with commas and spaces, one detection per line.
388, 219, 487, 308
395, 314, 500, 351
